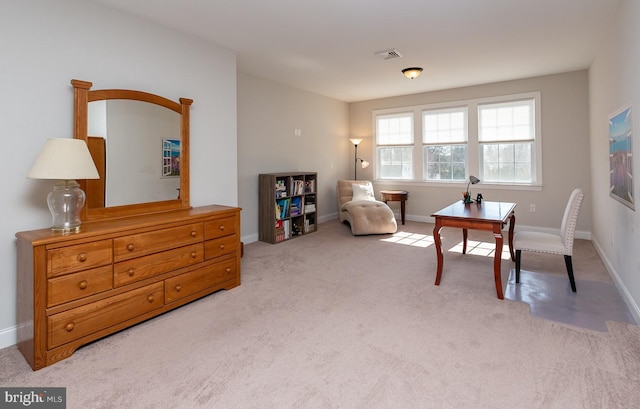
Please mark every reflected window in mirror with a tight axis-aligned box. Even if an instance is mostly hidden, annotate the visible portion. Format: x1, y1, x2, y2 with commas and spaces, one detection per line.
87, 99, 180, 208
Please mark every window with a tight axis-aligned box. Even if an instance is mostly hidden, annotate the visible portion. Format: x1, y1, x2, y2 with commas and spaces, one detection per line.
376, 113, 413, 179
478, 99, 535, 184
423, 107, 468, 181
373, 92, 541, 187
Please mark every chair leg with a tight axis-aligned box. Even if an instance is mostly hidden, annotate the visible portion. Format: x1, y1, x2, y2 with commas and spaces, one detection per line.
564, 255, 577, 292
515, 250, 521, 283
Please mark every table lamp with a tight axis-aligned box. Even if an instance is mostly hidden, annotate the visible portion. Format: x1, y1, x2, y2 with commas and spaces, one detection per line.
464, 175, 480, 204
28, 138, 100, 233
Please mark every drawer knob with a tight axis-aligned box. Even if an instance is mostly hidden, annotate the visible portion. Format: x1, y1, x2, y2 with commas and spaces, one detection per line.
190, 251, 197, 259
65, 322, 75, 332
77, 253, 87, 262
127, 268, 135, 277
219, 244, 225, 250
147, 295, 154, 303
218, 225, 225, 231
78, 280, 88, 290
191, 231, 197, 238
225, 267, 231, 274
127, 243, 135, 252
175, 285, 182, 292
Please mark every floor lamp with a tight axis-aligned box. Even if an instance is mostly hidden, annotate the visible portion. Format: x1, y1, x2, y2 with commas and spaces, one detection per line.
349, 138, 369, 180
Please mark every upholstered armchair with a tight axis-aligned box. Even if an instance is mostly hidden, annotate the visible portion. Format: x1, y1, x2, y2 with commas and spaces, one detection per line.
514, 188, 585, 292
336, 180, 397, 235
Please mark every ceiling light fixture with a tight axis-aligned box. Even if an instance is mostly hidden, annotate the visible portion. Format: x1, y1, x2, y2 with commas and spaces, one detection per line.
402, 67, 423, 79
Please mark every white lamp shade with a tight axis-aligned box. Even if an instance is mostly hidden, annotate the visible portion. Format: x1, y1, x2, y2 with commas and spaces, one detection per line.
28, 138, 99, 180
349, 138, 363, 146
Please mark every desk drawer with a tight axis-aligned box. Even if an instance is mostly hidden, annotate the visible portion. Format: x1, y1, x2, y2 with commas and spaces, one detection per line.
48, 282, 164, 349
114, 243, 204, 287
47, 265, 113, 307
47, 240, 112, 278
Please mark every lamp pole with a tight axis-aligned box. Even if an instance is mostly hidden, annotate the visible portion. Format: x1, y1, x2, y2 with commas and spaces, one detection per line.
354, 143, 358, 180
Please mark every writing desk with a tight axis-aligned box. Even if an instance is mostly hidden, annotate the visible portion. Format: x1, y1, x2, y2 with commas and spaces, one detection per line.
431, 201, 516, 299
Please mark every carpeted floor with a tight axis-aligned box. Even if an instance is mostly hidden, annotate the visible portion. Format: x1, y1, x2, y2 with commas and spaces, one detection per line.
1, 220, 639, 409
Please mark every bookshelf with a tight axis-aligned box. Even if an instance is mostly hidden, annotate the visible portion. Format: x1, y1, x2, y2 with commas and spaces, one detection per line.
259, 172, 318, 243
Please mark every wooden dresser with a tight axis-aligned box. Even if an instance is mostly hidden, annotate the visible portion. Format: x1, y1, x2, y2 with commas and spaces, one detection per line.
16, 205, 241, 370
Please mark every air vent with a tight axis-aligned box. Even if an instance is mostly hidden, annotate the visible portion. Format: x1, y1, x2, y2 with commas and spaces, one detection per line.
375, 49, 403, 61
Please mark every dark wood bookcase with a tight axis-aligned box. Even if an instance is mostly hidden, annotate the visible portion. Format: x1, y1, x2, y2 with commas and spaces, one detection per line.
259, 172, 318, 243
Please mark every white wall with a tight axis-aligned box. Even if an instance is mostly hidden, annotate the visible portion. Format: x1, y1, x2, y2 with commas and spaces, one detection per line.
349, 71, 593, 235
0, 0, 238, 348
589, 0, 640, 321
237, 71, 349, 242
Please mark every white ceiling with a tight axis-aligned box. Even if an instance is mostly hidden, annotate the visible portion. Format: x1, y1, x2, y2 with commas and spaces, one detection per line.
89, 0, 620, 102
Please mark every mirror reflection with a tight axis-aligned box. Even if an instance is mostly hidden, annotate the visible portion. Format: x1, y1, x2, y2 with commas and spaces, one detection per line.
87, 99, 181, 208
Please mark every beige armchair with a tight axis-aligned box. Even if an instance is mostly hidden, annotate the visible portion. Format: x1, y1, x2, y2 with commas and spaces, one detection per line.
336, 180, 397, 235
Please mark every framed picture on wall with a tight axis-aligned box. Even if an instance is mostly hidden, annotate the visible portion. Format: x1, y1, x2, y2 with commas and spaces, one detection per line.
609, 105, 634, 210
162, 139, 180, 177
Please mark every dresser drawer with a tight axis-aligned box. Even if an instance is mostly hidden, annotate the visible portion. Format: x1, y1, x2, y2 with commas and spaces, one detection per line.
113, 243, 204, 287
204, 234, 238, 260
113, 223, 204, 262
48, 282, 164, 349
204, 216, 236, 240
165, 257, 238, 303
47, 240, 112, 278
47, 265, 113, 307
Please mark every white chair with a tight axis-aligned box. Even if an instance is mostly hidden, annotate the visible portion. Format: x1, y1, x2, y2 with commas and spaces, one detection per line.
514, 188, 585, 292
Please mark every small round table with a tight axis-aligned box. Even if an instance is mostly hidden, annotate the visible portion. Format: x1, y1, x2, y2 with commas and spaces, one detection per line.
379, 190, 408, 225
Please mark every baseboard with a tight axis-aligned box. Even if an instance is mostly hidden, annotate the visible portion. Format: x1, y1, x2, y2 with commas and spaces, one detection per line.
591, 236, 640, 325
0, 325, 17, 350
241, 232, 259, 245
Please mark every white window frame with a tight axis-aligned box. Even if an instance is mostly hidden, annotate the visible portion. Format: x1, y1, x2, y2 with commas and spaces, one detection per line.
375, 112, 415, 180
372, 92, 542, 190
422, 106, 468, 182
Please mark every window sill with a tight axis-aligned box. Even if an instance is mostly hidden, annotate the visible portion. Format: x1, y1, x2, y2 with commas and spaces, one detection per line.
373, 180, 543, 191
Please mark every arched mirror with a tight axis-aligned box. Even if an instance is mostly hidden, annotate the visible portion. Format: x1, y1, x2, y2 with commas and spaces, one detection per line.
72, 79, 193, 221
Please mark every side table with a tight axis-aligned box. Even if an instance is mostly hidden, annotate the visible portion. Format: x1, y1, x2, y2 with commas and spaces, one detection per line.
380, 190, 408, 225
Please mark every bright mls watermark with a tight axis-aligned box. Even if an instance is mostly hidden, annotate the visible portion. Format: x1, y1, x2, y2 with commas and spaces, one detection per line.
0, 388, 65, 409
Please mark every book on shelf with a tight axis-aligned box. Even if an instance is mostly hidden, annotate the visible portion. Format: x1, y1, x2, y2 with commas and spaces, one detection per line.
283, 220, 290, 239
290, 196, 303, 216
305, 179, 316, 193
304, 203, 316, 213
276, 198, 289, 220
290, 179, 305, 196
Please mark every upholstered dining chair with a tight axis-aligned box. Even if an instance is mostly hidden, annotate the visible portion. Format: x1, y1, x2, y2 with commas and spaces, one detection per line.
514, 188, 585, 292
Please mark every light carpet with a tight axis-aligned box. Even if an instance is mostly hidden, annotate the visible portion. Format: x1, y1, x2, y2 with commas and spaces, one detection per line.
1, 220, 639, 409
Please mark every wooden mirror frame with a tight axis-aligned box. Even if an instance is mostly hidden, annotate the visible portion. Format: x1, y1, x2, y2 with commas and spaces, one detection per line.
72, 79, 193, 221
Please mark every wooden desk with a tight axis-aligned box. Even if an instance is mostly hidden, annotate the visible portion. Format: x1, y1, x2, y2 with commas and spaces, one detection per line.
431, 201, 516, 299
380, 190, 408, 225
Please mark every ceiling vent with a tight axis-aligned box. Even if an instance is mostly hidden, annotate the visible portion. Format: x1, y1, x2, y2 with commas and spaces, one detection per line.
375, 49, 403, 61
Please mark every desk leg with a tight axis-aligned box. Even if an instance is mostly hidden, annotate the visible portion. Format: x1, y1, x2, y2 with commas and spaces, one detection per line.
433, 221, 444, 285
508, 212, 516, 261
400, 200, 406, 225
493, 223, 505, 300
462, 229, 468, 254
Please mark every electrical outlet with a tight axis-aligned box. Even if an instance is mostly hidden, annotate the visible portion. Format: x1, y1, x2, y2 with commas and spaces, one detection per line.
294, 129, 302, 136
529, 204, 536, 212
